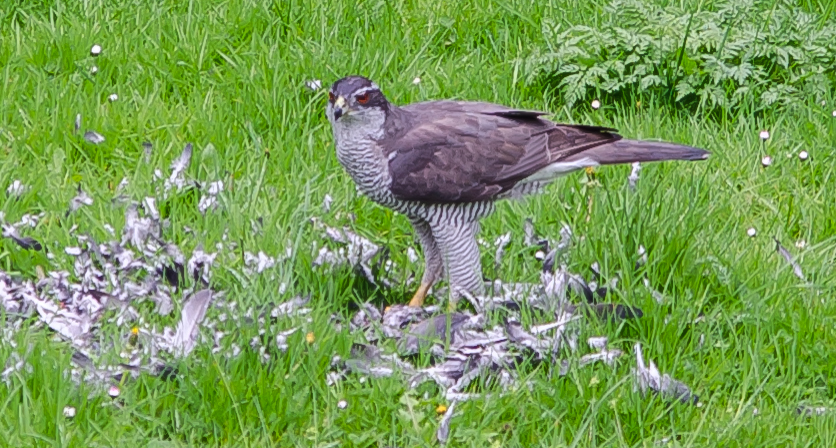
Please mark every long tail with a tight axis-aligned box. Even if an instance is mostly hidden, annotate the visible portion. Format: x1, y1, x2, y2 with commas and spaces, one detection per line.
564, 139, 710, 165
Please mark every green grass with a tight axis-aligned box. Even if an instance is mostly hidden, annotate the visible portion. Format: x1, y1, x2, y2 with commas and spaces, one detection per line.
3, 0, 836, 446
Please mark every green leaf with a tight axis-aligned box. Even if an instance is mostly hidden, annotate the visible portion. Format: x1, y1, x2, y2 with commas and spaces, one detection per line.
675, 80, 695, 101
640, 74, 663, 90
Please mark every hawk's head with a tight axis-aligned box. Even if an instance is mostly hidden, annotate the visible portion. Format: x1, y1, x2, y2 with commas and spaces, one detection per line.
326, 76, 389, 127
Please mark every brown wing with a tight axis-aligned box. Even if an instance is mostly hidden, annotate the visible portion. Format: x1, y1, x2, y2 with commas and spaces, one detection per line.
385, 101, 620, 203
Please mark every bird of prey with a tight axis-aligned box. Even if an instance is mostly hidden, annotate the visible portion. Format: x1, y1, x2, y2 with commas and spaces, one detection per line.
325, 76, 709, 307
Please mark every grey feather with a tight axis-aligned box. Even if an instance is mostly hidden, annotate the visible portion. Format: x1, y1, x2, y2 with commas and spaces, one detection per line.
563, 139, 709, 165
774, 237, 804, 280
172, 289, 214, 358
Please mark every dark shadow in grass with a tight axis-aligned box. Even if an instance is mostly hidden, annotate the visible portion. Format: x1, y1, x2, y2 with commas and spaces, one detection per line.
159, 185, 202, 220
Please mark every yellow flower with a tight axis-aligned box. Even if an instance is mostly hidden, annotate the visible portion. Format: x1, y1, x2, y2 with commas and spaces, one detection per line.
305, 332, 315, 344
128, 327, 139, 345
584, 167, 596, 175
436, 404, 447, 414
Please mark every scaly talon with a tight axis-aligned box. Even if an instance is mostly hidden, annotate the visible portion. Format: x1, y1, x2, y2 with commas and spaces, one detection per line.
408, 283, 431, 307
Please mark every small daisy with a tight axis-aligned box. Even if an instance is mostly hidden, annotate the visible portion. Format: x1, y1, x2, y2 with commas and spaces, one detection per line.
591, 99, 601, 110
761, 156, 772, 167
759, 130, 770, 140
90, 44, 102, 56
747, 227, 757, 237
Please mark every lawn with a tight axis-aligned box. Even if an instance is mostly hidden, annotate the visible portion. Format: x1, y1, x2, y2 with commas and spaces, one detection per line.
2, 0, 836, 446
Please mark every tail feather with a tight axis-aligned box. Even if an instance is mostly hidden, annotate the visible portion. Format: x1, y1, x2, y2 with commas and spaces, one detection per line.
564, 139, 710, 165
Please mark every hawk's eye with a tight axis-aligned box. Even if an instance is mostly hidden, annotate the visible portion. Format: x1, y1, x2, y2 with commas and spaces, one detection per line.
328, 92, 336, 103
356, 93, 370, 104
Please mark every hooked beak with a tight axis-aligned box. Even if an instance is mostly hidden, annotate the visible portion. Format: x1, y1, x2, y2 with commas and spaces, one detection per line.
333, 96, 347, 121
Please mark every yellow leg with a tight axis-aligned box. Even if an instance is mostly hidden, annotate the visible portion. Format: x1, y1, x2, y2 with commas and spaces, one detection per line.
408, 282, 432, 307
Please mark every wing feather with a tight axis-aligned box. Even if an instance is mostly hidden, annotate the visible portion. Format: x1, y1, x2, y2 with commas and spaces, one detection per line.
385, 102, 620, 203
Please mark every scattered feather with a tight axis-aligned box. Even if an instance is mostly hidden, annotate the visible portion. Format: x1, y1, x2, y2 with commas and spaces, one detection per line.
142, 142, 153, 163
143, 197, 160, 221
6, 180, 28, 197
276, 328, 299, 352
164, 143, 193, 193
627, 162, 641, 190
436, 400, 457, 444
797, 405, 829, 417
774, 237, 804, 280
83, 131, 105, 144
493, 232, 512, 271
1, 224, 42, 251
169, 289, 214, 358
406, 247, 419, 264
579, 349, 623, 367
587, 336, 608, 350
304, 79, 322, 91
244, 251, 276, 275
322, 194, 333, 213
69, 185, 94, 212
633, 343, 697, 404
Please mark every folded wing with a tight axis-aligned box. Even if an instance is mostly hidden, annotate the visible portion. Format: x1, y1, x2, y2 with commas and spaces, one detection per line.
385, 101, 624, 203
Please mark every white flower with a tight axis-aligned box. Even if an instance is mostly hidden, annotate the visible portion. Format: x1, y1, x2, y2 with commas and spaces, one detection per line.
832, 110, 836, 117
795, 240, 807, 249
108, 93, 118, 102
591, 99, 601, 110
798, 151, 808, 161
337, 400, 348, 409
412, 77, 421, 85
761, 156, 772, 167
63, 406, 76, 418
747, 227, 757, 237
108, 386, 120, 398
759, 130, 770, 140
90, 66, 98, 75
90, 44, 102, 56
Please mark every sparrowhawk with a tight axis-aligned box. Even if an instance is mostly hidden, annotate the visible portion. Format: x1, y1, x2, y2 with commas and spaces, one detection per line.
325, 76, 708, 307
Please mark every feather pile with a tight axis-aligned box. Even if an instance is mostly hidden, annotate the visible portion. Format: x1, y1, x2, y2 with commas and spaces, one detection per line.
1, 134, 703, 441
0, 141, 308, 392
